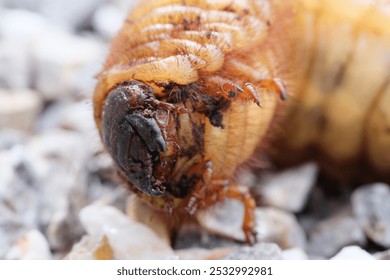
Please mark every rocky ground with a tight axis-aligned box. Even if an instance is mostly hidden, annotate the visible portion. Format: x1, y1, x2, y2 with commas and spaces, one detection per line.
1, 0, 390, 260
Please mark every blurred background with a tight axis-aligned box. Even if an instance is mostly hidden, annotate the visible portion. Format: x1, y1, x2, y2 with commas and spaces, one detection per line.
0, 0, 140, 259
1, 0, 389, 260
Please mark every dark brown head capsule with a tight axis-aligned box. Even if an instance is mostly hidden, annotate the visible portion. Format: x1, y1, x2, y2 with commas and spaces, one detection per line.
102, 81, 167, 197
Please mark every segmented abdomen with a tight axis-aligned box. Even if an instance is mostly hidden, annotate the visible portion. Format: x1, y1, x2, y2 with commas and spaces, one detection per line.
272, 0, 390, 182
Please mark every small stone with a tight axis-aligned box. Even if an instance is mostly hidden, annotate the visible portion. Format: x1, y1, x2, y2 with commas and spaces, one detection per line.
255, 207, 307, 249
92, 4, 127, 39
126, 194, 172, 244
79, 204, 176, 259
2, 0, 105, 30
0, 9, 52, 91
175, 247, 232, 260
93, 235, 114, 260
57, 102, 96, 133
0, 147, 41, 258
197, 200, 306, 249
24, 130, 89, 252
6, 229, 52, 260
0, 129, 27, 150
175, 248, 212, 260
37, 101, 99, 153
0, 39, 30, 89
0, 129, 89, 255
374, 249, 390, 260
306, 212, 366, 258
352, 183, 390, 248
0, 89, 43, 132
173, 223, 240, 250
31, 31, 104, 100
330, 246, 375, 260
222, 243, 282, 260
0, 9, 50, 42
0, 201, 26, 259
65, 235, 113, 260
282, 247, 308, 260
197, 199, 246, 242
110, 0, 139, 12
258, 163, 318, 212
87, 150, 118, 183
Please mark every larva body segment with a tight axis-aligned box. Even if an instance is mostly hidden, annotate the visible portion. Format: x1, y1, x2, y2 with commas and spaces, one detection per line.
271, 0, 390, 182
93, 0, 292, 242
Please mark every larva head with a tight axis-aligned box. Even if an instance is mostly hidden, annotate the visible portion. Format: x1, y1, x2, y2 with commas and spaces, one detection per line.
101, 81, 169, 197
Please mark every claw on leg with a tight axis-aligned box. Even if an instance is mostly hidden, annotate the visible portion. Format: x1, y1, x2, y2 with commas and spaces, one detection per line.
217, 184, 257, 245
259, 78, 288, 101
243, 83, 262, 107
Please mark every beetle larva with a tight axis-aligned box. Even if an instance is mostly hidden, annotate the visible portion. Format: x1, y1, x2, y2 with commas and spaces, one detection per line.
270, 0, 390, 183
93, 0, 390, 244
94, 0, 292, 243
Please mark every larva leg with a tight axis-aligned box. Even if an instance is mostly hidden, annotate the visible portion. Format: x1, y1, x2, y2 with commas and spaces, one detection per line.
223, 81, 287, 106
180, 161, 257, 244
183, 161, 213, 215
144, 98, 188, 114
215, 183, 257, 245
206, 75, 287, 107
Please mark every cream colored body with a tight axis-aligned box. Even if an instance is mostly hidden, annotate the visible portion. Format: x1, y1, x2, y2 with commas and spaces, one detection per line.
273, 0, 390, 179
205, 97, 277, 178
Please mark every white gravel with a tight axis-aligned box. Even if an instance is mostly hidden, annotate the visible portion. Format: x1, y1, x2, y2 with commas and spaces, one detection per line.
0, 0, 388, 260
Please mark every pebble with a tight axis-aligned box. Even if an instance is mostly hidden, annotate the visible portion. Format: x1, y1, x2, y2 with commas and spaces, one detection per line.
197, 199, 306, 249
258, 163, 318, 212
282, 247, 309, 260
0, 8, 105, 100
175, 247, 232, 260
255, 207, 307, 249
0, 201, 26, 259
330, 246, 375, 260
0, 9, 53, 92
173, 223, 240, 250
110, 0, 139, 11
79, 204, 177, 259
31, 31, 104, 100
374, 249, 390, 260
0, 9, 50, 42
6, 229, 52, 260
0, 89, 43, 132
222, 243, 283, 260
126, 194, 172, 244
92, 4, 127, 39
352, 183, 390, 248
0, 39, 30, 89
197, 199, 246, 241
0, 129, 27, 150
2, 0, 106, 30
91, 0, 139, 39
306, 212, 366, 258
56, 102, 96, 134
37, 101, 100, 155
23, 130, 89, 252
66, 235, 113, 260
0, 147, 41, 258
